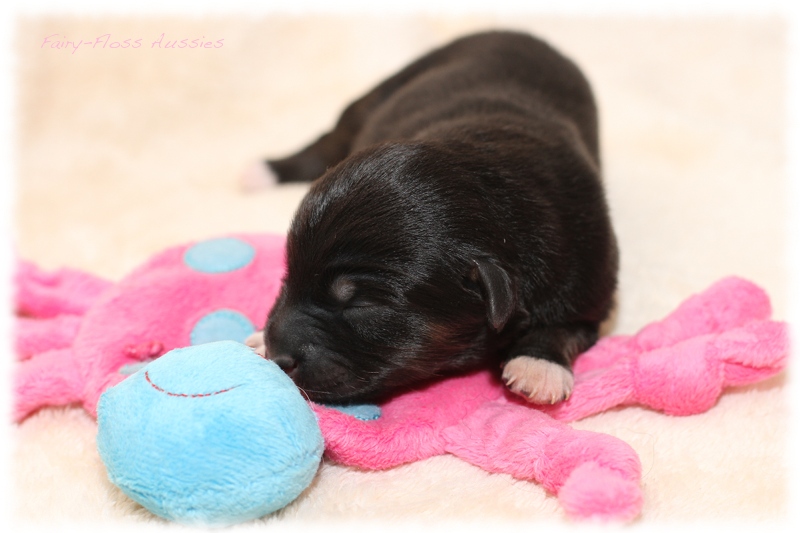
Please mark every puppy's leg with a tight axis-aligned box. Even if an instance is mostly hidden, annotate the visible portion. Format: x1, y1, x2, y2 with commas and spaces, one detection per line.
242, 47, 456, 190
241, 91, 382, 190
501, 323, 598, 404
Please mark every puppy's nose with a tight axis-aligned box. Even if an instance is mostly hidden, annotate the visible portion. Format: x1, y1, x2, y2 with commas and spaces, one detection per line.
270, 353, 298, 376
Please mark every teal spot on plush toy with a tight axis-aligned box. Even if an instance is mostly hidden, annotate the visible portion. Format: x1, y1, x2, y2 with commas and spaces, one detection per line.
97, 341, 324, 527
326, 403, 381, 421
183, 237, 255, 273
190, 309, 255, 345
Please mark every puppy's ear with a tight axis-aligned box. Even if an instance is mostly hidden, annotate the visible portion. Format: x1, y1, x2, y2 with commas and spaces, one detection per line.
468, 259, 516, 332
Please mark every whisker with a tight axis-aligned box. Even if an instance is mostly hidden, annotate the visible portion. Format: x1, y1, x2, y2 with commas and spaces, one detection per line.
295, 385, 337, 401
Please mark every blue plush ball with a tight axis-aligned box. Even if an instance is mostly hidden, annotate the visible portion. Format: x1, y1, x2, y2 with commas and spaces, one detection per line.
97, 341, 324, 527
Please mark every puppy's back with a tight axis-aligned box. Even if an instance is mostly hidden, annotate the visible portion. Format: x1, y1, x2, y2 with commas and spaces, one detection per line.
352, 31, 598, 163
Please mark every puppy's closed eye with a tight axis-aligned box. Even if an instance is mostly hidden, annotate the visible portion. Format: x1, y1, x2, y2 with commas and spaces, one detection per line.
331, 276, 357, 302
330, 276, 383, 309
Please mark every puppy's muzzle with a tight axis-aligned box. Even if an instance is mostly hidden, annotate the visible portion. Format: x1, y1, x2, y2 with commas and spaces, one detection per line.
265, 307, 309, 377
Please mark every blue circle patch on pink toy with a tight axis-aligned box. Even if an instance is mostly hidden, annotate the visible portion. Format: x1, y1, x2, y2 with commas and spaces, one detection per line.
183, 237, 255, 273
326, 403, 381, 421
96, 341, 323, 527
190, 309, 255, 345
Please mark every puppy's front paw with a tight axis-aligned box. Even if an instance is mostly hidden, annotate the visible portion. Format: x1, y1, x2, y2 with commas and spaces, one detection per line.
240, 160, 279, 192
502, 356, 573, 404
244, 330, 266, 357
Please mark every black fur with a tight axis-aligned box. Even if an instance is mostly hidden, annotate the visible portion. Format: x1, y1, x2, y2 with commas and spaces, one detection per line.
261, 31, 618, 404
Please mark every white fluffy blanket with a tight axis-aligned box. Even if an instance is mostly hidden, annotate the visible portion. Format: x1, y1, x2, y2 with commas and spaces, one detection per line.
11, 14, 788, 527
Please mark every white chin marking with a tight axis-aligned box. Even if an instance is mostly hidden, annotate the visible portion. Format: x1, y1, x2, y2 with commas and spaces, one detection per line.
502, 356, 574, 404
244, 330, 266, 357
240, 160, 279, 192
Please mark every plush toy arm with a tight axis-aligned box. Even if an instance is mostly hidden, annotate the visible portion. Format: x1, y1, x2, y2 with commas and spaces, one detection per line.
715, 320, 789, 385
629, 276, 772, 350
625, 319, 788, 416
14, 347, 83, 422
313, 405, 445, 469
543, 319, 789, 421
15, 315, 83, 361
313, 371, 502, 469
574, 276, 772, 374
15, 260, 112, 318
442, 402, 642, 521
541, 360, 636, 422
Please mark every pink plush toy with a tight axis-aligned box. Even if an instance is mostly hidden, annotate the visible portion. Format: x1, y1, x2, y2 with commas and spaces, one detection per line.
14, 234, 789, 522
15, 234, 286, 420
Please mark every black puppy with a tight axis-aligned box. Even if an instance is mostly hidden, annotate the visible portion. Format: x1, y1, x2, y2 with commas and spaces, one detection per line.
243, 31, 617, 405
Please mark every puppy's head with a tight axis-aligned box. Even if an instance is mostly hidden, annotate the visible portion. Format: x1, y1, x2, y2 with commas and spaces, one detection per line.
265, 143, 517, 403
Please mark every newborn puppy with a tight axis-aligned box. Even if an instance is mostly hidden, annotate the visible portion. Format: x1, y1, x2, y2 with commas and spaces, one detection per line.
244, 31, 617, 406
